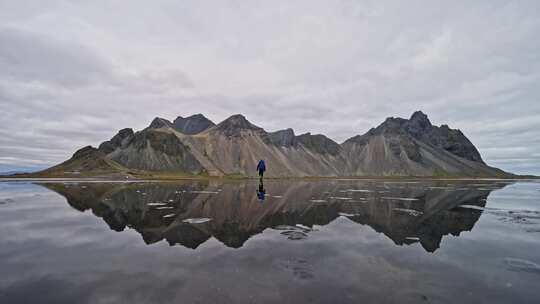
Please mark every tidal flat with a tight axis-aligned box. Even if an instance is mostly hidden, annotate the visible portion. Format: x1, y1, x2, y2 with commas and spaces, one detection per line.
1, 179, 539, 303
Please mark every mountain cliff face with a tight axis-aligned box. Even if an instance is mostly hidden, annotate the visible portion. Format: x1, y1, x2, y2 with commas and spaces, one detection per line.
41, 111, 510, 177
341, 111, 501, 176
107, 129, 204, 173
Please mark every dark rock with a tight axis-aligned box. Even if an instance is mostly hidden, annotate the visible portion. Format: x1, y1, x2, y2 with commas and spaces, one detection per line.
268, 128, 296, 147
172, 114, 215, 134
213, 114, 265, 137
405, 111, 432, 138
280, 230, 308, 240
98, 128, 134, 154
296, 133, 341, 155
72, 146, 102, 159
402, 111, 484, 163
147, 117, 173, 129
344, 110, 484, 163
133, 131, 188, 155
424, 125, 484, 163
370, 117, 408, 135
110, 130, 204, 173
98, 141, 115, 154
111, 128, 134, 145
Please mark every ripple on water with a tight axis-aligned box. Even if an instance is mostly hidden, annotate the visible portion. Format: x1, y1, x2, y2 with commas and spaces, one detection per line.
147, 202, 168, 206
329, 196, 352, 200
504, 258, 540, 274
280, 231, 308, 240
393, 208, 423, 217
182, 218, 212, 224
277, 259, 314, 280
381, 197, 419, 201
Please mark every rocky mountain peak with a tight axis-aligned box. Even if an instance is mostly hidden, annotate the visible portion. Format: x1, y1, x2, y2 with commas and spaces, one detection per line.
219, 114, 251, 127
268, 128, 296, 147
409, 110, 431, 125
365, 111, 433, 137
344, 111, 486, 164
148, 117, 173, 129
189, 114, 207, 120
406, 110, 432, 137
371, 117, 407, 135
214, 114, 264, 136
115, 128, 134, 138
98, 128, 134, 154
172, 114, 215, 134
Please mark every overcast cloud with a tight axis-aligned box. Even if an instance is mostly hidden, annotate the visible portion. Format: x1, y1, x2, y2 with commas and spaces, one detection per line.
1, 0, 539, 174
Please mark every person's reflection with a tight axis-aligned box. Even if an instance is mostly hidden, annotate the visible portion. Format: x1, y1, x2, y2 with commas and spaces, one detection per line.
256, 180, 266, 202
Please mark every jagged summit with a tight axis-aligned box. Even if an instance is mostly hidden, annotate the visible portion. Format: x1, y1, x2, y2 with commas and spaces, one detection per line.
98, 128, 134, 154
148, 117, 173, 129
406, 110, 433, 138
213, 114, 264, 136
147, 114, 215, 135
217, 114, 257, 128
410, 110, 431, 125
173, 114, 215, 135
343, 111, 488, 171
358, 111, 433, 137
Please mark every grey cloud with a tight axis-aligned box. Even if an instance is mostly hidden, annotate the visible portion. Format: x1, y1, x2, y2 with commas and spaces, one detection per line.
0, 27, 112, 87
0, 0, 539, 175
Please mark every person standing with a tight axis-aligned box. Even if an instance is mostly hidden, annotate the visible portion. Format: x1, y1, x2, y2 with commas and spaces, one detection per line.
256, 159, 266, 181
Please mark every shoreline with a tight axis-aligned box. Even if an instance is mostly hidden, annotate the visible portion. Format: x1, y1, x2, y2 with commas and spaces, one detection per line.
1, 176, 537, 183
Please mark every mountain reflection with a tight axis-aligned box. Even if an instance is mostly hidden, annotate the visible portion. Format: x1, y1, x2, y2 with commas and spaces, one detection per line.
42, 180, 510, 252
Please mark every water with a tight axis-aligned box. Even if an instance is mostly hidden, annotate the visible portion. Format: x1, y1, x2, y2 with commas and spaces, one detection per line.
1, 179, 539, 303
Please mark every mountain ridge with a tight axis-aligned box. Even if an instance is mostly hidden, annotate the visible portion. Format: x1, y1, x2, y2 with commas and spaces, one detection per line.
29, 111, 512, 178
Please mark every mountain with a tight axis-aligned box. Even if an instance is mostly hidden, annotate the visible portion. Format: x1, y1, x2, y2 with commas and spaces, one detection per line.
33, 111, 511, 178
341, 111, 503, 176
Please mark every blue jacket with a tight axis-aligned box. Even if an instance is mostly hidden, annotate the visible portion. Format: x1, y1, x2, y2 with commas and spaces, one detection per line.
256, 160, 266, 172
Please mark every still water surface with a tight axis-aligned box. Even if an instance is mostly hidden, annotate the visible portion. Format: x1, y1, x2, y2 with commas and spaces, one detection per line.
1, 179, 539, 303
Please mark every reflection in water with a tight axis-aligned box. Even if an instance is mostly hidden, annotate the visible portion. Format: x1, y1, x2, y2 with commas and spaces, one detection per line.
256, 179, 266, 201
42, 180, 510, 252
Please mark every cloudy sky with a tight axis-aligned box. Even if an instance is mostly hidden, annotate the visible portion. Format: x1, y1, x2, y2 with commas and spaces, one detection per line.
1, 0, 539, 174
